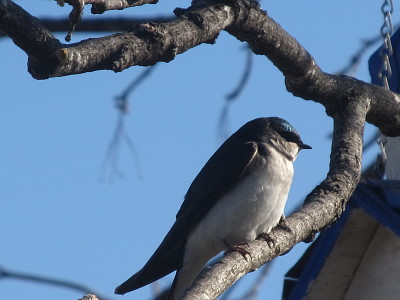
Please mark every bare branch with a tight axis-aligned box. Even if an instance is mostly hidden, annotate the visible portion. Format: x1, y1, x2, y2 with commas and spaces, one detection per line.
61, 0, 159, 14
224, 0, 400, 136
0, 16, 175, 38
335, 23, 400, 76
0, 265, 109, 300
50, 16, 174, 33
0, 0, 230, 79
218, 46, 253, 139
89, 0, 159, 14
60, 0, 160, 40
65, 0, 84, 42
0, 0, 62, 74
226, 46, 253, 101
99, 66, 156, 181
116, 65, 157, 102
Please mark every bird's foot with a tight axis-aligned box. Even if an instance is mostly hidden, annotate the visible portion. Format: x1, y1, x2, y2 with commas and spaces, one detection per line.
277, 217, 291, 232
256, 232, 275, 248
225, 242, 252, 261
279, 214, 285, 223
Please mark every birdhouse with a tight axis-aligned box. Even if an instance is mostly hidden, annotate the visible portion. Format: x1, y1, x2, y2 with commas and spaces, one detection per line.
283, 180, 400, 300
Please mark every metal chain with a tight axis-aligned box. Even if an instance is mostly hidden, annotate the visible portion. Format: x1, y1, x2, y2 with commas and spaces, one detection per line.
375, 0, 394, 179
375, 135, 388, 178
378, 0, 394, 89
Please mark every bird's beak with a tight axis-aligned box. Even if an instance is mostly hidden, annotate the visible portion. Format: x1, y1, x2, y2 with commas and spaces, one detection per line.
298, 142, 312, 150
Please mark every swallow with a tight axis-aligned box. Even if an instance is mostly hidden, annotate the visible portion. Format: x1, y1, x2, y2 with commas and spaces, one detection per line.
115, 117, 311, 299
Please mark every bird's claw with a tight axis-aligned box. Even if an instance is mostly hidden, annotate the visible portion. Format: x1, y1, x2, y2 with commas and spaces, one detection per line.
257, 232, 275, 248
277, 217, 292, 233
225, 242, 252, 261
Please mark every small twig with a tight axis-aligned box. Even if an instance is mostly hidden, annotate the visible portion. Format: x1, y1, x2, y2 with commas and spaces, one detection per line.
100, 66, 156, 182
226, 46, 253, 100
0, 265, 109, 300
218, 46, 253, 139
100, 113, 127, 181
335, 22, 399, 76
100, 111, 143, 182
117, 66, 157, 101
64, 0, 84, 42
217, 102, 232, 140
61, 0, 162, 41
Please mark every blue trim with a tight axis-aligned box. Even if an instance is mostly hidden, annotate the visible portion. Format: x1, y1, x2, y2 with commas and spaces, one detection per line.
352, 182, 400, 236
285, 181, 400, 299
287, 206, 352, 300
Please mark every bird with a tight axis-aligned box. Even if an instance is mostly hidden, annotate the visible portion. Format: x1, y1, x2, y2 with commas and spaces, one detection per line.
114, 117, 311, 299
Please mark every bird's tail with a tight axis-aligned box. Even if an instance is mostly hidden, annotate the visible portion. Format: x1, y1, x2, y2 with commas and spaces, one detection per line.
115, 223, 186, 295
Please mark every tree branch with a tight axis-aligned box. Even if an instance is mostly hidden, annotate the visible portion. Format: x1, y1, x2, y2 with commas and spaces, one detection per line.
60, 0, 160, 40
0, 15, 171, 38
86, 0, 159, 14
0, 16, 175, 39
59, 0, 159, 14
47, 16, 174, 33
223, 0, 400, 136
0, 0, 232, 79
0, 0, 62, 77
0, 265, 109, 300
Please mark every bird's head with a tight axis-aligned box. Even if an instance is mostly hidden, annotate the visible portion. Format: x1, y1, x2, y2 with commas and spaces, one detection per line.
242, 117, 311, 161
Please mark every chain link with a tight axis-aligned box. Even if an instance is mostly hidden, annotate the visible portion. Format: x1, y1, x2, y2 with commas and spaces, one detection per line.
378, 0, 394, 89
376, 0, 394, 179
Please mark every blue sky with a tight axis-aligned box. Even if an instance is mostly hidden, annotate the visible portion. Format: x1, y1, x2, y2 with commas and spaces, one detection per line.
0, 1, 387, 299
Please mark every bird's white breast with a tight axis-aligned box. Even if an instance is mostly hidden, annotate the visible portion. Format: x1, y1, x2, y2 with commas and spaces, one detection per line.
188, 146, 294, 254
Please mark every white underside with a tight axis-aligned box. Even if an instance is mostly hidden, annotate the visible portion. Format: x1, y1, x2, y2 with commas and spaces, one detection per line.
172, 147, 295, 299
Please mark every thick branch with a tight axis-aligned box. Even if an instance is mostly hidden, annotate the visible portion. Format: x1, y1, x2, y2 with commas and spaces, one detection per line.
0, 0, 233, 79
224, 0, 400, 137
2, 0, 399, 135
0, 0, 62, 76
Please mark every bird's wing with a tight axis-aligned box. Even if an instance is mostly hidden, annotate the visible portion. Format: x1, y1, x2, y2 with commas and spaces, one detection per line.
176, 141, 259, 234
115, 141, 259, 295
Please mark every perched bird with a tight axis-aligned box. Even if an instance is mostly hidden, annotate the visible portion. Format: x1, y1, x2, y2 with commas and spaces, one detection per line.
115, 117, 311, 299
